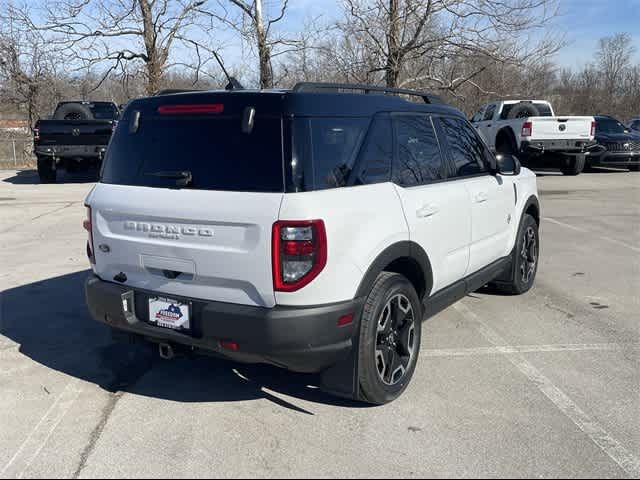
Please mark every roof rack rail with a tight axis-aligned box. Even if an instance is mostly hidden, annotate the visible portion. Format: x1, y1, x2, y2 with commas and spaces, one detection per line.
292, 82, 444, 104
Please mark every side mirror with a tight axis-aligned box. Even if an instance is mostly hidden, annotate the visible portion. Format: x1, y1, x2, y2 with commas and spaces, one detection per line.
495, 153, 521, 176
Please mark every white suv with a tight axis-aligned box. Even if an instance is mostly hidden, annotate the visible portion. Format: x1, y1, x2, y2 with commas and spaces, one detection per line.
84, 83, 540, 404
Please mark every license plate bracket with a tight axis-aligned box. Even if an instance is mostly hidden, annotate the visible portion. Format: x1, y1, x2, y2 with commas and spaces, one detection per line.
148, 296, 191, 332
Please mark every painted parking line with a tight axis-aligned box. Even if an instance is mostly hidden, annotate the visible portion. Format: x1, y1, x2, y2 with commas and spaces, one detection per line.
1, 379, 84, 479
421, 342, 632, 357
454, 302, 640, 478
544, 217, 640, 253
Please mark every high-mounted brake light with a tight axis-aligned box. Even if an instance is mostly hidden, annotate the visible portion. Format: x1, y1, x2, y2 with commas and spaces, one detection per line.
591, 120, 596, 137
521, 121, 533, 137
157, 104, 224, 115
84, 205, 95, 264
272, 220, 327, 292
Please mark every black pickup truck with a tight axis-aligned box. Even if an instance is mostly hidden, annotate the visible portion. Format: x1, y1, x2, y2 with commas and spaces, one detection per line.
34, 101, 120, 183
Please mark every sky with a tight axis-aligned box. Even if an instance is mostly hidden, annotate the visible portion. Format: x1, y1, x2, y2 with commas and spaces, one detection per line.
278, 0, 640, 70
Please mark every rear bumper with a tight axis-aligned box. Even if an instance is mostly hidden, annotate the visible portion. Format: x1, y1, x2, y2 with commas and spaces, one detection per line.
520, 139, 597, 155
35, 144, 107, 159
85, 275, 363, 373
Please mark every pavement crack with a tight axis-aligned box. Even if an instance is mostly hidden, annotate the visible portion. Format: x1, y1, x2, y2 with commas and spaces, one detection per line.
72, 391, 123, 479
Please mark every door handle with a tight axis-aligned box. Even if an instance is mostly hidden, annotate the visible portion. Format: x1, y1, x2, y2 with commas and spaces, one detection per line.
417, 204, 440, 218
474, 191, 489, 203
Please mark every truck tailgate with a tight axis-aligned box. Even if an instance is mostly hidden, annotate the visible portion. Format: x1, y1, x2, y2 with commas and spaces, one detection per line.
37, 120, 114, 146
530, 116, 593, 141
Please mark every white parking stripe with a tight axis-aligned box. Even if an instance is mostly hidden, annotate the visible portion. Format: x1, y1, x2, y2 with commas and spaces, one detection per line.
454, 302, 640, 478
421, 343, 630, 357
1, 379, 83, 479
544, 217, 640, 253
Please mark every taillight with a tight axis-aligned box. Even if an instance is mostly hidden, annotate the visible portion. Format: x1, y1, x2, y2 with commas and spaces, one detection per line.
157, 104, 224, 115
84, 205, 95, 264
521, 121, 533, 137
33, 127, 40, 142
272, 220, 327, 292
111, 120, 118, 133
591, 120, 596, 137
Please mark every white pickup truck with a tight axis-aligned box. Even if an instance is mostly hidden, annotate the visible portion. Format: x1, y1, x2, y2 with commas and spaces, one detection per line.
470, 100, 596, 175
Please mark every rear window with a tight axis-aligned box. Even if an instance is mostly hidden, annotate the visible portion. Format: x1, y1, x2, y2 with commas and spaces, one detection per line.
89, 103, 120, 120
101, 105, 284, 192
500, 102, 553, 119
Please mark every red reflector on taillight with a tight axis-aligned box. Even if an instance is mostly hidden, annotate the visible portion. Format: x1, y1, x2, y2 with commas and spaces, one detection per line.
283, 240, 314, 256
522, 121, 533, 137
591, 120, 596, 137
337, 313, 354, 327
157, 104, 224, 115
220, 340, 239, 352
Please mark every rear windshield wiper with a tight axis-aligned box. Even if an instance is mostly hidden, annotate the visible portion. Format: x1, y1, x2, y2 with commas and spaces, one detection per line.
145, 170, 193, 188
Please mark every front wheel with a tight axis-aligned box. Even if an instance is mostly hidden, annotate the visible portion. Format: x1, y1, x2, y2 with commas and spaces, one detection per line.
358, 272, 422, 405
496, 214, 539, 295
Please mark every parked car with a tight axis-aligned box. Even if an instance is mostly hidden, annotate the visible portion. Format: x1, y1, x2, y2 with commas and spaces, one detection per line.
627, 117, 640, 132
470, 100, 597, 175
588, 115, 640, 171
84, 83, 540, 405
34, 101, 120, 183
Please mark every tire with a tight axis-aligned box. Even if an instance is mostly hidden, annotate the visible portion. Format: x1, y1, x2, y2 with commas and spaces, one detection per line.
507, 102, 540, 119
358, 272, 422, 405
496, 131, 517, 155
496, 214, 539, 295
53, 103, 94, 121
629, 164, 640, 172
560, 154, 585, 175
37, 156, 57, 183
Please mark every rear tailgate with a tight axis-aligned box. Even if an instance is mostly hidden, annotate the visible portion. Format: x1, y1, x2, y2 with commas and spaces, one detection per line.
529, 116, 594, 141
87, 92, 286, 308
37, 120, 114, 146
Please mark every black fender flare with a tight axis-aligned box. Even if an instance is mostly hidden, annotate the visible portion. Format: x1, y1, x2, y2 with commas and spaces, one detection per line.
522, 194, 541, 225
354, 240, 434, 300
495, 127, 518, 153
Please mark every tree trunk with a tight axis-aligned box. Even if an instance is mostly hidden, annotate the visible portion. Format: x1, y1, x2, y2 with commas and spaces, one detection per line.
385, 0, 401, 88
254, 0, 273, 89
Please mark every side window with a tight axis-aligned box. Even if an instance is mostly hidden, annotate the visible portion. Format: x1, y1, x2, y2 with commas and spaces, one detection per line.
354, 115, 392, 185
483, 104, 496, 121
439, 117, 490, 177
392, 115, 446, 187
471, 108, 485, 123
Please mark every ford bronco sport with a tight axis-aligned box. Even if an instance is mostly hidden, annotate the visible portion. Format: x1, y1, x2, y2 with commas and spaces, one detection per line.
84, 83, 540, 405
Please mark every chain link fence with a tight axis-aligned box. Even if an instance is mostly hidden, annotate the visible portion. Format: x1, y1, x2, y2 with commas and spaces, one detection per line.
0, 138, 35, 169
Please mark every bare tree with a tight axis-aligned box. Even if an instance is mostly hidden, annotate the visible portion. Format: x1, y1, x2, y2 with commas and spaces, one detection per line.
25, 0, 228, 95
596, 33, 635, 101
337, 0, 564, 92
214, 0, 295, 89
0, 4, 62, 127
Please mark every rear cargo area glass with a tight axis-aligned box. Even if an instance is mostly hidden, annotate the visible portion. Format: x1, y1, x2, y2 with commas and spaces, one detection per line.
102, 109, 284, 192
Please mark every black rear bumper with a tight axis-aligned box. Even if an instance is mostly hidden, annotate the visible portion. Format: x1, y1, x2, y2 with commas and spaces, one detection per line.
85, 275, 363, 373
35, 145, 108, 159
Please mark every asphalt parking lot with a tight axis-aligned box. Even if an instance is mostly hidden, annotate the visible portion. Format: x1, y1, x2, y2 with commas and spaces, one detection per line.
0, 168, 638, 478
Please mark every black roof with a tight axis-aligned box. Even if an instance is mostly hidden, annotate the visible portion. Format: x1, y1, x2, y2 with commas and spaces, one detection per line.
131, 82, 464, 119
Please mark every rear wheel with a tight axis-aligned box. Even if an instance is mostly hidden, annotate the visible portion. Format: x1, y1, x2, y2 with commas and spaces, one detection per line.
496, 214, 539, 295
629, 164, 640, 172
358, 272, 422, 405
560, 154, 585, 175
37, 156, 57, 183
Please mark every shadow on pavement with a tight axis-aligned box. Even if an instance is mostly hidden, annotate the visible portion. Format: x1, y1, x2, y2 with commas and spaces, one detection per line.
2, 169, 99, 185
1, 270, 364, 413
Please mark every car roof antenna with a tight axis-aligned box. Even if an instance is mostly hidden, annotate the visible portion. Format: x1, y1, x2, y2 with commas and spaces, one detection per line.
225, 77, 244, 91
